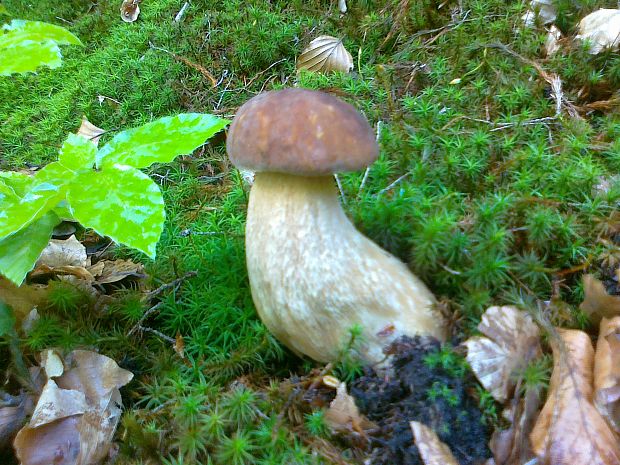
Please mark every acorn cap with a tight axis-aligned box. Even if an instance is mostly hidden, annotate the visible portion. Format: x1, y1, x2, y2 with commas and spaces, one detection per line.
226, 88, 379, 176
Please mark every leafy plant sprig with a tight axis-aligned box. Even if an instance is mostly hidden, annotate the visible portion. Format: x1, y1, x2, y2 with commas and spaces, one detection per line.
0, 113, 229, 285
0, 20, 82, 75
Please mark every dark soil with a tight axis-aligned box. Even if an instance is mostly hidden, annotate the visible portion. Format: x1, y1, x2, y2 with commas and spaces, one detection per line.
351, 337, 490, 465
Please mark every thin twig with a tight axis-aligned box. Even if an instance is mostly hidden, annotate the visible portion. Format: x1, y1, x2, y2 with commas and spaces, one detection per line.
128, 302, 164, 336
376, 173, 409, 196
334, 174, 347, 206
137, 326, 176, 343
174, 1, 190, 22
145, 271, 197, 300
150, 43, 217, 87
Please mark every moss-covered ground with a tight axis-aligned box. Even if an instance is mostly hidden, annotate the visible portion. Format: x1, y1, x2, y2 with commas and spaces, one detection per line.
1, 0, 619, 462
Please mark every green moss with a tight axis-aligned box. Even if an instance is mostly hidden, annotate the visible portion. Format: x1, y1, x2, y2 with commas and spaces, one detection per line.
3, 0, 620, 461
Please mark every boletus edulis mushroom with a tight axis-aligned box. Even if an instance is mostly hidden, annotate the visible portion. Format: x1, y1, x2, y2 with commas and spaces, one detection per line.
227, 88, 447, 364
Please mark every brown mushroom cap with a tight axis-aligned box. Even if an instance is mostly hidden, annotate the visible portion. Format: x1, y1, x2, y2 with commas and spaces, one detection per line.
226, 88, 379, 176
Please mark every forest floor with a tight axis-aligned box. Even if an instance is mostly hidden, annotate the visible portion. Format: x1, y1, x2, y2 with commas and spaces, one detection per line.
1, 0, 620, 463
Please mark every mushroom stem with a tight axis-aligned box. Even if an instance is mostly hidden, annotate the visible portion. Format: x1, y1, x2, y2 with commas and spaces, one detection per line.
246, 172, 446, 363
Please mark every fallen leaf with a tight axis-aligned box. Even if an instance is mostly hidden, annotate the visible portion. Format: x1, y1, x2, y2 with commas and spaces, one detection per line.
410, 421, 459, 465
522, 0, 556, 26
489, 387, 541, 465
464, 306, 541, 402
40, 349, 64, 379
530, 329, 620, 465
296, 36, 353, 74
577, 9, 620, 54
76, 117, 105, 147
174, 332, 185, 359
35, 235, 88, 269
544, 25, 562, 56
324, 381, 374, 433
120, 0, 140, 23
90, 259, 144, 284
14, 350, 133, 465
0, 278, 48, 320
0, 393, 31, 449
594, 316, 620, 433
580, 274, 620, 324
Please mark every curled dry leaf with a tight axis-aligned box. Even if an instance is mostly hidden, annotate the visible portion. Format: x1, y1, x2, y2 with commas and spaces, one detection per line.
410, 421, 459, 465
594, 317, 620, 433
522, 0, 556, 26
464, 306, 541, 402
580, 274, 620, 325
76, 117, 105, 147
0, 393, 32, 449
0, 278, 48, 320
296, 35, 353, 74
530, 329, 620, 465
490, 387, 541, 465
577, 9, 620, 54
35, 235, 88, 269
324, 382, 375, 433
120, 0, 140, 23
41, 349, 64, 379
89, 259, 144, 284
544, 25, 562, 57
14, 350, 133, 465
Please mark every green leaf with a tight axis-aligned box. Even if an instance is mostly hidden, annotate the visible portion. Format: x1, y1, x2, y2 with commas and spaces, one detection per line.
68, 165, 165, 258
0, 20, 82, 75
96, 113, 229, 169
0, 5, 8, 16
0, 171, 33, 197
58, 134, 96, 171
0, 40, 62, 75
1, 20, 82, 47
0, 302, 15, 337
0, 211, 59, 286
0, 162, 73, 240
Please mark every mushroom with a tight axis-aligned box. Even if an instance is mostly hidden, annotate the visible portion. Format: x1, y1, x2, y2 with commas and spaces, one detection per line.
227, 88, 447, 364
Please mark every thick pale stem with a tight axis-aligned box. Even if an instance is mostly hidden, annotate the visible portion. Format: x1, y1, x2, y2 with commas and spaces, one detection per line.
246, 172, 446, 363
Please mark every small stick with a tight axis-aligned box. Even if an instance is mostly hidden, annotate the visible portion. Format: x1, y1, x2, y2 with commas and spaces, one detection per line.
174, 1, 190, 22
145, 270, 197, 300
137, 326, 176, 343
376, 173, 409, 196
335, 174, 347, 206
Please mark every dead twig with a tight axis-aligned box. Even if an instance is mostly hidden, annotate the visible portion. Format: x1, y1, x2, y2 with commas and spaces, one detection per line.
150, 43, 217, 87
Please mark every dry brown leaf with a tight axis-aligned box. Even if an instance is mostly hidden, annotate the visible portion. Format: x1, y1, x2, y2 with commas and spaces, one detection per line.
594, 317, 620, 433
0, 278, 48, 320
174, 332, 185, 359
76, 117, 105, 147
410, 421, 459, 465
41, 349, 64, 379
530, 329, 620, 465
297, 36, 353, 74
36, 235, 88, 269
91, 259, 144, 284
120, 0, 140, 22
522, 0, 556, 26
324, 382, 374, 433
580, 274, 620, 324
544, 25, 562, 57
464, 306, 541, 402
0, 393, 32, 449
489, 387, 541, 465
14, 350, 133, 465
576, 9, 620, 54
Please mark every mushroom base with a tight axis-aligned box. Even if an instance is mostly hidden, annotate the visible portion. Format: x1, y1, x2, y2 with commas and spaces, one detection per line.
246, 172, 447, 364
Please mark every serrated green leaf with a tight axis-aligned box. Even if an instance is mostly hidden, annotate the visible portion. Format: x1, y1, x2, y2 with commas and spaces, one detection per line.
1, 20, 82, 47
0, 40, 61, 75
0, 302, 15, 337
0, 20, 81, 75
0, 171, 33, 197
96, 113, 229, 169
68, 165, 165, 258
0, 162, 73, 240
0, 211, 59, 286
58, 134, 96, 171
